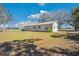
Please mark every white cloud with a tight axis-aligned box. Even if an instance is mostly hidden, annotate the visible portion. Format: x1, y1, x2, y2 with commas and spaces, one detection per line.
39, 3, 46, 6
14, 24, 18, 27
17, 20, 34, 27
0, 24, 8, 29
40, 10, 48, 14
28, 14, 41, 19
28, 10, 48, 19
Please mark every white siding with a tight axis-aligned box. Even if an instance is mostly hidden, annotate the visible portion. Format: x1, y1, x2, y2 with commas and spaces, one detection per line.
23, 21, 58, 32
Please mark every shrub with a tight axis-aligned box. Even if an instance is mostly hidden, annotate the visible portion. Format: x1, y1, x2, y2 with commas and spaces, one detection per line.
48, 28, 52, 32
21, 29, 26, 31
0, 29, 3, 32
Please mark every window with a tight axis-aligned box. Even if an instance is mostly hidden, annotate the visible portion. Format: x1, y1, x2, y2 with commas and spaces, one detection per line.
45, 27, 48, 30
33, 26, 35, 28
39, 26, 40, 29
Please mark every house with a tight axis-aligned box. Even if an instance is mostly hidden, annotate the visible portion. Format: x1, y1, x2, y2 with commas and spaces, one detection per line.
21, 21, 58, 32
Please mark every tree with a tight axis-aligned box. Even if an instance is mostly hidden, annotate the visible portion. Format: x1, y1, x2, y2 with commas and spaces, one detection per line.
0, 5, 11, 30
39, 12, 52, 22
71, 7, 79, 31
39, 10, 70, 29
54, 10, 71, 28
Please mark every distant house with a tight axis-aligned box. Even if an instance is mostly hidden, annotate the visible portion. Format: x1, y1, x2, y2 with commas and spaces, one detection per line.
22, 21, 58, 32
59, 22, 75, 31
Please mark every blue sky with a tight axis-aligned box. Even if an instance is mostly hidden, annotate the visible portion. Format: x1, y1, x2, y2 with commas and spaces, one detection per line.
2, 3, 79, 27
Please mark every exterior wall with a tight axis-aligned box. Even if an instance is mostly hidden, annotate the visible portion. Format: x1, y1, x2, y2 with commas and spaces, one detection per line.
37, 24, 51, 31
30, 24, 52, 31
24, 22, 58, 32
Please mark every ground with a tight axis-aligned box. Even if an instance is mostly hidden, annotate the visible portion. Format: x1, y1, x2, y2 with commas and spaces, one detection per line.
0, 30, 79, 56
0, 30, 78, 49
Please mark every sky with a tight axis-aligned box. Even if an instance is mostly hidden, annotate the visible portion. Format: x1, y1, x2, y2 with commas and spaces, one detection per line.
2, 3, 79, 27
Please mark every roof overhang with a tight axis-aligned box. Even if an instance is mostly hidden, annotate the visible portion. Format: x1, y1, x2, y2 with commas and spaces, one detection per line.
23, 21, 57, 26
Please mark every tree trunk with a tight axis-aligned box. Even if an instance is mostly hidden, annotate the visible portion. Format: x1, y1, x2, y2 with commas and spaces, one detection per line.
75, 25, 79, 31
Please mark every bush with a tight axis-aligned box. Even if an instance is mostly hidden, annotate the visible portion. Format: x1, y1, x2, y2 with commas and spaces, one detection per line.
48, 28, 52, 32
21, 29, 26, 31
0, 29, 3, 32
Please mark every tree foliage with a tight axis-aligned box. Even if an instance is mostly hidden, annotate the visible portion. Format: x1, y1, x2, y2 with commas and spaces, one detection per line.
39, 10, 70, 28
71, 7, 79, 31
0, 5, 11, 25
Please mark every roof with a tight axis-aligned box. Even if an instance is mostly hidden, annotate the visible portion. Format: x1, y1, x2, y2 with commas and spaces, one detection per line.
23, 21, 57, 26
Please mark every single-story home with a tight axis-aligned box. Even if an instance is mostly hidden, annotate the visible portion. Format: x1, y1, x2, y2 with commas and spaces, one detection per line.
21, 21, 58, 32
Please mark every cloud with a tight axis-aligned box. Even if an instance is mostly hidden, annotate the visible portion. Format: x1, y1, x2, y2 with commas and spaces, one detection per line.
28, 10, 48, 19
40, 10, 48, 14
39, 3, 46, 6
28, 14, 41, 19
17, 20, 33, 26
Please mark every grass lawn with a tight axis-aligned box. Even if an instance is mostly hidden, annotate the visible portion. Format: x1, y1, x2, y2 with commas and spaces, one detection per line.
0, 30, 79, 50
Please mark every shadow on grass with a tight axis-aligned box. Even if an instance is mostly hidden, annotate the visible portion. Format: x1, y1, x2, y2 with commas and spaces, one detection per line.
48, 47, 79, 56
0, 39, 50, 56
50, 32, 79, 42
50, 35, 65, 38
65, 33, 79, 41
50, 33, 65, 38
0, 38, 79, 56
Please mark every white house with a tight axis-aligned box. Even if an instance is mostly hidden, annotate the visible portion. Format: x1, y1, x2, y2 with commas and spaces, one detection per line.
21, 21, 58, 32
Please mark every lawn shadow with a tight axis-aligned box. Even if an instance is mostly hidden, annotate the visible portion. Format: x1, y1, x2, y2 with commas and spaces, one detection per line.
48, 47, 79, 56
0, 39, 79, 56
65, 33, 79, 41
50, 33, 65, 38
51, 35, 65, 38
0, 38, 79, 56
0, 39, 50, 56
